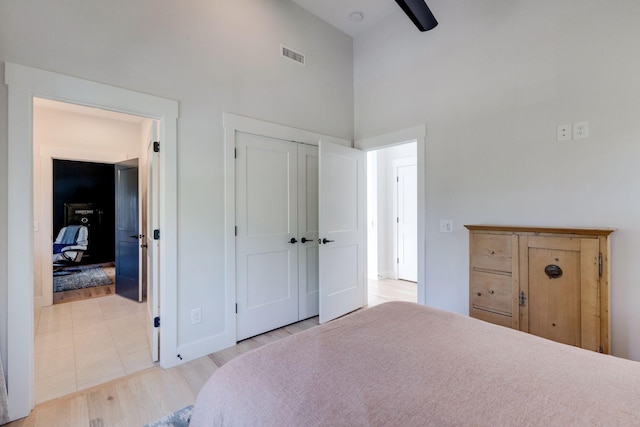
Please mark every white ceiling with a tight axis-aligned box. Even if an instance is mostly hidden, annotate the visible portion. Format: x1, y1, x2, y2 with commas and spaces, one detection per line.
290, 0, 400, 37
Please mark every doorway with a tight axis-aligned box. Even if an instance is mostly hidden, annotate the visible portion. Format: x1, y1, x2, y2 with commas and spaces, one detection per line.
366, 141, 418, 306
32, 99, 153, 403
51, 159, 115, 304
6, 62, 178, 419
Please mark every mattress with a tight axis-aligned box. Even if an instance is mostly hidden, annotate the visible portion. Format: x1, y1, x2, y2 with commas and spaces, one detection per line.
191, 301, 640, 426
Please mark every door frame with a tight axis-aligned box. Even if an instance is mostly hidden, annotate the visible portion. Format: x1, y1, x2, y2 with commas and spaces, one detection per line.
355, 125, 427, 305
223, 113, 351, 347
4, 62, 179, 420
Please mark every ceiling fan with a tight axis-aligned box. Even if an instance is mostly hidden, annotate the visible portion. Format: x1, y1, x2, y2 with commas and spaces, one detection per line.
395, 0, 438, 32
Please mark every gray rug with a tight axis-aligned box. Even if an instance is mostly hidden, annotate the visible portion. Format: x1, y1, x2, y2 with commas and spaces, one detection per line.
144, 405, 193, 427
53, 265, 113, 292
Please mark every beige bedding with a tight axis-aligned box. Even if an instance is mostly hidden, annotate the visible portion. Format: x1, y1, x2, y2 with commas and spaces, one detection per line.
191, 302, 640, 426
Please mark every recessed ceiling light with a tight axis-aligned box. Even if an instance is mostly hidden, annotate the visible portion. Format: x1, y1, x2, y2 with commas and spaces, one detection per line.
349, 11, 365, 23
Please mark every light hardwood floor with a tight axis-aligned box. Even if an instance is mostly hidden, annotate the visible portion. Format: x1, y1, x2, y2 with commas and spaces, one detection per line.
53, 265, 116, 305
7, 278, 416, 426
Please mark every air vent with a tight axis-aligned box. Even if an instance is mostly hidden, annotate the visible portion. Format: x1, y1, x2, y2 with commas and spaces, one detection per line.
281, 45, 306, 66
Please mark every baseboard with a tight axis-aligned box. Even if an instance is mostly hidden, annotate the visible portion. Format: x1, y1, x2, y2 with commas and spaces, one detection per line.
175, 333, 236, 365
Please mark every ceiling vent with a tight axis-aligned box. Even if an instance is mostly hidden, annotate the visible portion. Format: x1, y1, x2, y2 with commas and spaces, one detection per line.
281, 45, 306, 66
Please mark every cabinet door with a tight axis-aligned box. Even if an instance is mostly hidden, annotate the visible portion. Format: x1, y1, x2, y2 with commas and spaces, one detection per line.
519, 236, 600, 351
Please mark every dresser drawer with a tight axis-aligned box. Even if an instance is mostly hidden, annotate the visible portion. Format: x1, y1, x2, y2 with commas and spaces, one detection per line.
470, 233, 512, 272
470, 270, 512, 316
470, 307, 513, 328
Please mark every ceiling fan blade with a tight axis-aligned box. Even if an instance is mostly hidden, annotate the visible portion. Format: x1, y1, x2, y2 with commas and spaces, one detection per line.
395, 0, 438, 32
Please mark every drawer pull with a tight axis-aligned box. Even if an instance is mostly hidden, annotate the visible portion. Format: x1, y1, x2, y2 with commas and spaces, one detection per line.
477, 292, 482, 297
488, 290, 494, 294
545, 264, 563, 279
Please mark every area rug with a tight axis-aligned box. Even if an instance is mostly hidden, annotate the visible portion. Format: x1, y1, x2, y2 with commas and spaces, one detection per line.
144, 405, 193, 427
53, 265, 113, 292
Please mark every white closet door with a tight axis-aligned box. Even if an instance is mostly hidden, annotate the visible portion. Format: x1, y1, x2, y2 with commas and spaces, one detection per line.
397, 161, 418, 282
298, 144, 319, 320
236, 132, 299, 340
319, 141, 366, 324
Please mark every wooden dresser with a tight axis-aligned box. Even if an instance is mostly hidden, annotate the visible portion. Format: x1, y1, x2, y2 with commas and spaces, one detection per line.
465, 225, 613, 353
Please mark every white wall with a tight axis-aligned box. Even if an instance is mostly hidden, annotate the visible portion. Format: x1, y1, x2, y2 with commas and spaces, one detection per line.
374, 142, 417, 278
354, 0, 640, 360
0, 0, 353, 369
32, 105, 143, 305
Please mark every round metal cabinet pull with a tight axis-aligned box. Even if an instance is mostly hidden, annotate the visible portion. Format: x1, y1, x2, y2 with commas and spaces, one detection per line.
545, 264, 563, 279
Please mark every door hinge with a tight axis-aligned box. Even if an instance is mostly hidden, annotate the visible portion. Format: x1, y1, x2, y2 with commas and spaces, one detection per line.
235, 226, 237, 236
598, 253, 603, 277
397, 176, 399, 182
397, 257, 399, 264
235, 303, 238, 314
153, 229, 160, 240
397, 217, 399, 223
154, 316, 160, 327
153, 141, 160, 152
598, 345, 604, 353
519, 291, 527, 306
234, 148, 237, 159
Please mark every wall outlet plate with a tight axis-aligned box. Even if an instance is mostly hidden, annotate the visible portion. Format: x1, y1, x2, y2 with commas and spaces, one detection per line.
557, 124, 572, 141
191, 308, 202, 325
574, 121, 589, 139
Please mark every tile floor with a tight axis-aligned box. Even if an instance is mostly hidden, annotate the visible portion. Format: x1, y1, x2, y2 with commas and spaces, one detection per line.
33, 295, 155, 404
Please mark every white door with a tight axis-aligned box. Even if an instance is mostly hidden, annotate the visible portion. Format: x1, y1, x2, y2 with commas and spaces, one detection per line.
298, 144, 319, 319
236, 132, 299, 340
319, 141, 366, 323
146, 121, 160, 362
397, 160, 418, 282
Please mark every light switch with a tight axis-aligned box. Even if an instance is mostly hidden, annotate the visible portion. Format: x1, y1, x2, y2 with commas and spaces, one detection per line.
439, 220, 453, 233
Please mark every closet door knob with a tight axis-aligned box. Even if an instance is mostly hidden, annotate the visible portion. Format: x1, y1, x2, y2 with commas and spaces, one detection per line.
301, 237, 312, 243
322, 238, 335, 244
289, 238, 298, 244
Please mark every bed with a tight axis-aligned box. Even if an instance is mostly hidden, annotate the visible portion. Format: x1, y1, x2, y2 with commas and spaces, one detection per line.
191, 301, 640, 426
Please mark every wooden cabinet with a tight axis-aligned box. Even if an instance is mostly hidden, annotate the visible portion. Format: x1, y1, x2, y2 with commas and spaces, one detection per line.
465, 225, 613, 353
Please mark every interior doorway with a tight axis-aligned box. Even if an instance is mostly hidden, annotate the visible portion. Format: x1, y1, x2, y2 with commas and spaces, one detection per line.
5, 62, 178, 419
32, 98, 154, 403
51, 159, 116, 304
366, 141, 418, 306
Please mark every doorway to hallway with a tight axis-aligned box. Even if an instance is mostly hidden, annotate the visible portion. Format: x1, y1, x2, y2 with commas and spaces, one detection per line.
366, 141, 418, 305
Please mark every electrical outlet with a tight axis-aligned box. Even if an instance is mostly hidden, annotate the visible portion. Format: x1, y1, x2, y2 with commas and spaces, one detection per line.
191, 308, 202, 325
573, 121, 589, 139
557, 124, 572, 141
439, 220, 453, 233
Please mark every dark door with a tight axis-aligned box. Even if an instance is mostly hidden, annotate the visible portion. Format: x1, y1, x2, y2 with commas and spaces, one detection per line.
115, 159, 140, 301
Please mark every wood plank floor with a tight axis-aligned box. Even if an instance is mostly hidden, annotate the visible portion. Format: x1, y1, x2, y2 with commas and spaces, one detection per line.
53, 265, 116, 305
7, 278, 415, 426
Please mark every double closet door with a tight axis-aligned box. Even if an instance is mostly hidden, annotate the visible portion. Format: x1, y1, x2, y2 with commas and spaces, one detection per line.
235, 132, 320, 340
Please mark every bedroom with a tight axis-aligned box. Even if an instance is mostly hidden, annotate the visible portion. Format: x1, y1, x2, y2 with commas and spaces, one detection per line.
1, 0, 640, 424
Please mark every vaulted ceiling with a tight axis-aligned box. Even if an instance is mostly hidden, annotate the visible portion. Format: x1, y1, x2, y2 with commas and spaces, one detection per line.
290, 0, 399, 37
